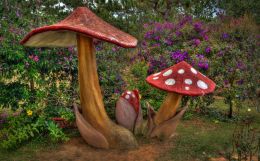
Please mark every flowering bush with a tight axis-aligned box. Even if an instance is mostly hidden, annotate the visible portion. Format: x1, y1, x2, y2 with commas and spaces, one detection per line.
0, 7, 131, 148
140, 15, 213, 75
133, 14, 259, 116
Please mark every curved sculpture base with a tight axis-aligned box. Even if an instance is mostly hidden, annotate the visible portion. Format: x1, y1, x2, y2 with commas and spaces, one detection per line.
73, 102, 187, 149
147, 103, 188, 140
74, 104, 109, 149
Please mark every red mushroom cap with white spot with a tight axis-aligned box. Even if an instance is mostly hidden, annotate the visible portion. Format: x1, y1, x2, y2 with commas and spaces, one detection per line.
146, 61, 216, 96
120, 89, 140, 113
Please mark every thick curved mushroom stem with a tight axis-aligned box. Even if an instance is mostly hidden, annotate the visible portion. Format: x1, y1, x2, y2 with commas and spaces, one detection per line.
74, 104, 109, 149
154, 92, 182, 125
77, 34, 137, 149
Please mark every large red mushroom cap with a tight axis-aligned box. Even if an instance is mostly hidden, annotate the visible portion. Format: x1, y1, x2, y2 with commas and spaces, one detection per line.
20, 7, 137, 48
146, 61, 216, 96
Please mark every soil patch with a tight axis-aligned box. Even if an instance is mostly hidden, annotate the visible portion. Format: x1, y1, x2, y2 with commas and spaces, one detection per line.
36, 137, 173, 161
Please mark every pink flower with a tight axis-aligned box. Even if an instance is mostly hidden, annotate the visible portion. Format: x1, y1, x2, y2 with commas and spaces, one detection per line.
33, 56, 39, 62
25, 62, 29, 67
143, 23, 149, 28
0, 37, 4, 42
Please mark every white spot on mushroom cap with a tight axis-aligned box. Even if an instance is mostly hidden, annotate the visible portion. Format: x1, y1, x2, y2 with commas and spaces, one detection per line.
153, 72, 161, 76
197, 80, 208, 89
184, 79, 192, 85
165, 78, 175, 85
191, 68, 197, 74
185, 86, 190, 90
153, 77, 159, 80
163, 69, 172, 76
132, 94, 135, 98
178, 69, 185, 74
127, 91, 131, 94
125, 94, 130, 99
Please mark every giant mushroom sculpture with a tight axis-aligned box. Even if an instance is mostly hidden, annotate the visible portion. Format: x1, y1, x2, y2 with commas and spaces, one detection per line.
20, 7, 138, 149
146, 61, 216, 139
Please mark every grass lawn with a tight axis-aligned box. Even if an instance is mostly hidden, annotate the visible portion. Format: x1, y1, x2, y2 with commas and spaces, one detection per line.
0, 100, 259, 161
168, 118, 234, 161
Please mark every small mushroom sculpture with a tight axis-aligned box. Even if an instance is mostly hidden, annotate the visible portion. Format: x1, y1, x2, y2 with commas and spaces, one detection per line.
146, 61, 216, 139
115, 90, 143, 134
20, 7, 138, 149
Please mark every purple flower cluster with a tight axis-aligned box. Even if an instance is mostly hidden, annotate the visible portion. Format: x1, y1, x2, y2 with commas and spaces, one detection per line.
16, 10, 21, 17
193, 39, 201, 46
112, 46, 121, 52
9, 27, 23, 35
143, 23, 149, 28
236, 61, 246, 70
196, 54, 209, 70
154, 35, 161, 41
170, 50, 189, 63
0, 112, 8, 128
236, 79, 244, 85
217, 50, 224, 57
175, 31, 182, 37
114, 74, 126, 94
198, 61, 209, 70
164, 38, 173, 46
222, 33, 229, 39
63, 55, 73, 62
144, 30, 155, 39
192, 20, 209, 41
196, 54, 204, 59
154, 22, 164, 31
68, 46, 75, 53
224, 80, 229, 87
177, 15, 192, 29
193, 22, 203, 32
148, 56, 168, 74
163, 22, 174, 30
143, 22, 174, 41
144, 22, 174, 30
152, 43, 161, 47
141, 41, 147, 47
228, 67, 234, 73
205, 47, 211, 53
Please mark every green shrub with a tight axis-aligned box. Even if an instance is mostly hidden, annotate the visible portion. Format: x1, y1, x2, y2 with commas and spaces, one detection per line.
127, 61, 166, 113
0, 104, 69, 150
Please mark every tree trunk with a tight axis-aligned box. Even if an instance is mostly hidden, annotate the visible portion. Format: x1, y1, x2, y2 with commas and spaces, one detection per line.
154, 92, 182, 125
4, 0, 9, 13
77, 34, 137, 149
228, 100, 233, 118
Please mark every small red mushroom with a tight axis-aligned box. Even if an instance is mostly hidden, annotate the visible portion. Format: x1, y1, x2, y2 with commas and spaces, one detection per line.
146, 61, 216, 125
120, 89, 140, 113
116, 90, 143, 133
